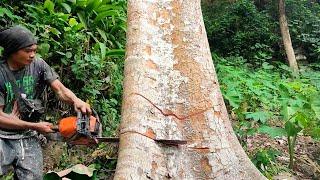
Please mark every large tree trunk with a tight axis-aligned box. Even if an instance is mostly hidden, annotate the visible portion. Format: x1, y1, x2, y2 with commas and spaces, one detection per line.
279, 0, 299, 73
114, 0, 265, 179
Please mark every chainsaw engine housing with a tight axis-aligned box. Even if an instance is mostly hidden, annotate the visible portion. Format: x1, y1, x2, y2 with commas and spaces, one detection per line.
58, 110, 102, 145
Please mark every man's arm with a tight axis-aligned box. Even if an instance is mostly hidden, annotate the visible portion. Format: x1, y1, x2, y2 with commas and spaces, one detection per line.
50, 79, 91, 114
0, 104, 54, 133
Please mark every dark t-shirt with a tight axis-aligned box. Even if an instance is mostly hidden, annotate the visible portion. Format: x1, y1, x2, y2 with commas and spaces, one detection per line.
0, 58, 58, 139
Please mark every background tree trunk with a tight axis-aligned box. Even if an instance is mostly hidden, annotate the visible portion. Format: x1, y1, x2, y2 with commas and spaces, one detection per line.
279, 0, 299, 72
114, 0, 265, 179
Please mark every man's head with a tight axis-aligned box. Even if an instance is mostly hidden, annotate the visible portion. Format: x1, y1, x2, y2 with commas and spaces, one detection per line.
0, 26, 37, 67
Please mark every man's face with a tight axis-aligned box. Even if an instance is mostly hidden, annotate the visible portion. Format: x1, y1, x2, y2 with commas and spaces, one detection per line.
10, 44, 37, 66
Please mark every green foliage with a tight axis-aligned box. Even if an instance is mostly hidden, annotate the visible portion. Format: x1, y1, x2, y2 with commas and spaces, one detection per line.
203, 0, 278, 65
216, 54, 320, 169
286, 0, 320, 62
252, 148, 281, 178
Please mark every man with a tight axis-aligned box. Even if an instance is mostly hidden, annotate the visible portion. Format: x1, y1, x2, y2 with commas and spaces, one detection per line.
0, 26, 91, 179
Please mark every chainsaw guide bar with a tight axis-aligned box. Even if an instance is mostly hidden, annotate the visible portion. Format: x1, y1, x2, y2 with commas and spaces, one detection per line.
96, 137, 188, 146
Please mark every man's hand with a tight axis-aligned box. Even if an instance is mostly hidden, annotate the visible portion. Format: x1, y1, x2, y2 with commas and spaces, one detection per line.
33, 122, 54, 134
74, 99, 91, 114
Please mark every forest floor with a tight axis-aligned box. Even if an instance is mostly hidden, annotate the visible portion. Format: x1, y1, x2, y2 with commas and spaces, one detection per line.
247, 133, 320, 179
43, 134, 320, 179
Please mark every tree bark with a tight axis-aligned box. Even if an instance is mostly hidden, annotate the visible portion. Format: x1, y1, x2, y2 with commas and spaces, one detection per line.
114, 0, 265, 179
279, 0, 299, 73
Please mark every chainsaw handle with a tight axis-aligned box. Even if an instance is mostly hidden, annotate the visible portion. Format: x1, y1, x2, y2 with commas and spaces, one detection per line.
76, 109, 100, 122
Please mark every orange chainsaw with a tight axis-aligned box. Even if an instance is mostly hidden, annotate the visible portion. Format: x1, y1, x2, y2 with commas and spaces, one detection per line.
48, 109, 187, 146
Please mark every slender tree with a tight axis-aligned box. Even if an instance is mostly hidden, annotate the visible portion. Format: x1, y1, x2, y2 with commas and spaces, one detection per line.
279, 0, 299, 73
114, 0, 265, 179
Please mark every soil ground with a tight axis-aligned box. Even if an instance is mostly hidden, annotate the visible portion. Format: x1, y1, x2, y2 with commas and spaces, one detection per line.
43, 134, 319, 179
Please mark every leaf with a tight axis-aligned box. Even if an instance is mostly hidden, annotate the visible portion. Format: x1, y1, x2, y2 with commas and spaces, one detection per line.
295, 112, 308, 128
311, 127, 320, 140
0, 7, 20, 20
49, 28, 61, 36
43, 172, 60, 180
86, 0, 102, 12
61, 3, 71, 13
66, 52, 73, 59
245, 111, 270, 123
96, 4, 122, 12
77, 12, 88, 30
285, 121, 302, 137
281, 105, 296, 121
44, 0, 55, 13
258, 125, 287, 138
69, 18, 78, 27
97, 28, 108, 43
105, 49, 125, 57
94, 10, 119, 23
223, 89, 241, 109
99, 42, 106, 59
76, 0, 87, 7
38, 43, 50, 56
44, 164, 96, 180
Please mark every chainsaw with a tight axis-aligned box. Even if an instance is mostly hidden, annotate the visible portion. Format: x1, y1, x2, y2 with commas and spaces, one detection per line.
48, 109, 187, 146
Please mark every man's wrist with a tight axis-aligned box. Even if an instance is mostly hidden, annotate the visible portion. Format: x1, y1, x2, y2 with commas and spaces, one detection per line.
25, 122, 38, 130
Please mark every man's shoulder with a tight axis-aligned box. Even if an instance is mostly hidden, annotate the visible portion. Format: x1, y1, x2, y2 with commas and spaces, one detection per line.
29, 57, 49, 70
32, 57, 46, 65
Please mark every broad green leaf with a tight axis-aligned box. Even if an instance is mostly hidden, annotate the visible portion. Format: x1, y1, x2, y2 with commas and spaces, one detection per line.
295, 112, 308, 128
61, 3, 71, 13
44, 164, 96, 180
245, 111, 270, 123
44, 0, 55, 13
285, 121, 302, 137
258, 125, 287, 138
281, 105, 296, 121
